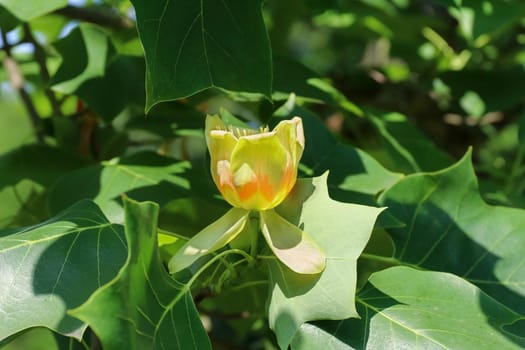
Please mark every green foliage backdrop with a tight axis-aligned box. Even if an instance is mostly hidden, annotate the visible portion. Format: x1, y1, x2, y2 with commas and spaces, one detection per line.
1, 0, 525, 349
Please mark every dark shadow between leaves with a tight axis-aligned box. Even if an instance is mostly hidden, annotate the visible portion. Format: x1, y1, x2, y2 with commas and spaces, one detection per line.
479, 294, 525, 347
47, 165, 103, 215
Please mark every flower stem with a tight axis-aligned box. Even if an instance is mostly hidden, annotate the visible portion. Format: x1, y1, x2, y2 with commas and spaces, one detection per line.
187, 249, 254, 293
249, 212, 260, 262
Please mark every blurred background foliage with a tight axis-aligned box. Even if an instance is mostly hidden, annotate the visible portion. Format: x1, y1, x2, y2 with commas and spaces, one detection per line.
1, 0, 525, 348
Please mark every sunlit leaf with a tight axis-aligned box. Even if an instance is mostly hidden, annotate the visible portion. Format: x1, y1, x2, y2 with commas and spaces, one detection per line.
71, 198, 211, 349
379, 150, 525, 314
266, 173, 384, 349
0, 0, 66, 20
0, 200, 127, 341
292, 267, 525, 349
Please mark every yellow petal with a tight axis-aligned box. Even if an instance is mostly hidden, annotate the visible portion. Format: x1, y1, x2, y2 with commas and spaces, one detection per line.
273, 116, 304, 167
230, 134, 291, 210
259, 209, 326, 274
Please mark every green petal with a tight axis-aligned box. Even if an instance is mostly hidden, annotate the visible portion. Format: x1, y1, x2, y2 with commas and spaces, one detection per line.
259, 209, 326, 274
168, 208, 249, 273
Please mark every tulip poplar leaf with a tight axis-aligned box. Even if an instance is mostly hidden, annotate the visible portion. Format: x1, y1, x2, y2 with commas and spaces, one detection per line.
267, 173, 384, 349
71, 198, 211, 350
291, 267, 525, 349
0, 200, 127, 341
131, 0, 272, 110
48, 152, 191, 222
379, 150, 525, 314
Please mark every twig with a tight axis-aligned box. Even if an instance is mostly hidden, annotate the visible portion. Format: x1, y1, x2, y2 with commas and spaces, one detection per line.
54, 5, 135, 30
22, 23, 62, 117
1, 29, 44, 143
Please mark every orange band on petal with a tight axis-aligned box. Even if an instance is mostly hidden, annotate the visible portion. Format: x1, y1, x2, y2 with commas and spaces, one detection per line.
259, 173, 275, 202
238, 178, 258, 201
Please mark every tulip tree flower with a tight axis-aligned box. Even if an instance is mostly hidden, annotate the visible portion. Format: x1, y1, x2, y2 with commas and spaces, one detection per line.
168, 115, 326, 275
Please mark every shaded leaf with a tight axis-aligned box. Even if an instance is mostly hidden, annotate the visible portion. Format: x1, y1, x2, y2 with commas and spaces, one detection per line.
0, 200, 127, 341
272, 57, 364, 117
266, 173, 384, 349
0, 144, 85, 191
0, 4, 19, 31
519, 112, 525, 144
439, 68, 525, 112
131, 0, 272, 110
368, 110, 453, 173
47, 152, 191, 221
292, 267, 525, 349
0, 180, 47, 229
272, 99, 402, 203
272, 57, 333, 103
75, 55, 146, 121
71, 198, 211, 350
379, 150, 525, 314
51, 24, 116, 94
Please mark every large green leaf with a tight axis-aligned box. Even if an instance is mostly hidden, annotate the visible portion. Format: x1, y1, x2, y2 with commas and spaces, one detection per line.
291, 267, 525, 349
0, 200, 127, 341
0, 0, 66, 20
47, 152, 191, 221
131, 0, 272, 110
379, 151, 525, 314
71, 198, 211, 350
266, 173, 384, 349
